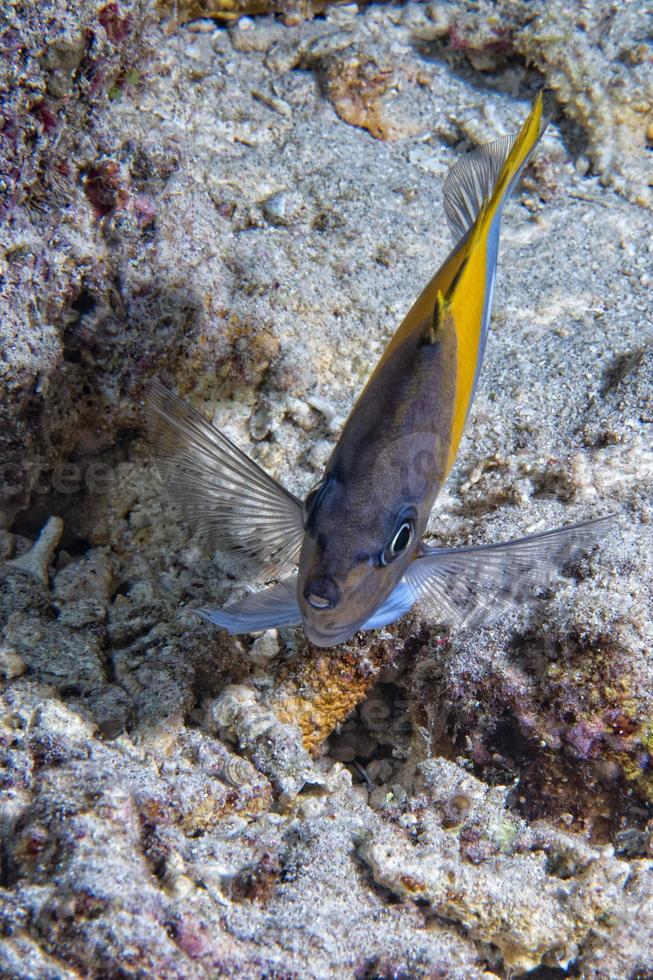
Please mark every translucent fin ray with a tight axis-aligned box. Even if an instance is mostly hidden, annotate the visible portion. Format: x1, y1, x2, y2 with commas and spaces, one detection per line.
404, 515, 615, 629
444, 135, 515, 242
444, 93, 548, 245
146, 383, 304, 581
197, 578, 301, 634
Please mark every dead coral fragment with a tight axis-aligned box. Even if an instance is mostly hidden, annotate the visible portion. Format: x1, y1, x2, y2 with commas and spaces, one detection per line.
207, 684, 324, 796
7, 516, 63, 586
445, 19, 514, 73
160, 0, 343, 26
324, 45, 397, 141
227, 852, 281, 905
138, 740, 273, 833
271, 642, 400, 755
84, 159, 128, 217
360, 814, 630, 974
99, 3, 132, 44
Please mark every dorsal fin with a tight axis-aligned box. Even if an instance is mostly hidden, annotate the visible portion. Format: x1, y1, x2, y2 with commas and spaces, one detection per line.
443, 134, 515, 242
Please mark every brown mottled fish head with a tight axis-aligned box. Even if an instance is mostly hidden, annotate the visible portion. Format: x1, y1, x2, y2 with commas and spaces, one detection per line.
297, 452, 431, 646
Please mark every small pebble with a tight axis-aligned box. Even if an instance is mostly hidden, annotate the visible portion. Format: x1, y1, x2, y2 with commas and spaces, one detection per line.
186, 18, 217, 33
367, 758, 395, 784
575, 155, 590, 175
0, 531, 15, 561
247, 630, 281, 666
0, 646, 26, 680
262, 190, 304, 226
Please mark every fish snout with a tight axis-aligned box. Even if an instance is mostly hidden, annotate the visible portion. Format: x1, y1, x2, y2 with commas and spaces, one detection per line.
302, 576, 341, 611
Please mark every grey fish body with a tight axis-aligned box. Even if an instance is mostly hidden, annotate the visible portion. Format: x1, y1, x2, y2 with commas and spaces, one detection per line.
297, 307, 458, 644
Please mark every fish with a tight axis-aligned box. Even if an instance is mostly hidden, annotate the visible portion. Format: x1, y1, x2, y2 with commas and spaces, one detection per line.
146, 94, 613, 648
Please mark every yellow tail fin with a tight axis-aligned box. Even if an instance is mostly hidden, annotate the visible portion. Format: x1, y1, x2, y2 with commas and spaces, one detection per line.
444, 94, 547, 474
467, 92, 545, 254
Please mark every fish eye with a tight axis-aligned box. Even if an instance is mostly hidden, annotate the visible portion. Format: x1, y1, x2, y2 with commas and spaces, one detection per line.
302, 475, 330, 528
380, 518, 415, 566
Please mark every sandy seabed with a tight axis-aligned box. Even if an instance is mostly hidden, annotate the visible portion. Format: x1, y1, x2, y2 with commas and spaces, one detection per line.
1, 1, 652, 976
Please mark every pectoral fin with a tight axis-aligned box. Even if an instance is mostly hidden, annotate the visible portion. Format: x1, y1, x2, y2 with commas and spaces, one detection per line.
403, 515, 615, 629
197, 577, 301, 634
146, 383, 304, 581
360, 580, 416, 632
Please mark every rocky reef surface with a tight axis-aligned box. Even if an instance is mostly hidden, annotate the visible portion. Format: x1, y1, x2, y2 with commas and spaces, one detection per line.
1, 1, 652, 977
